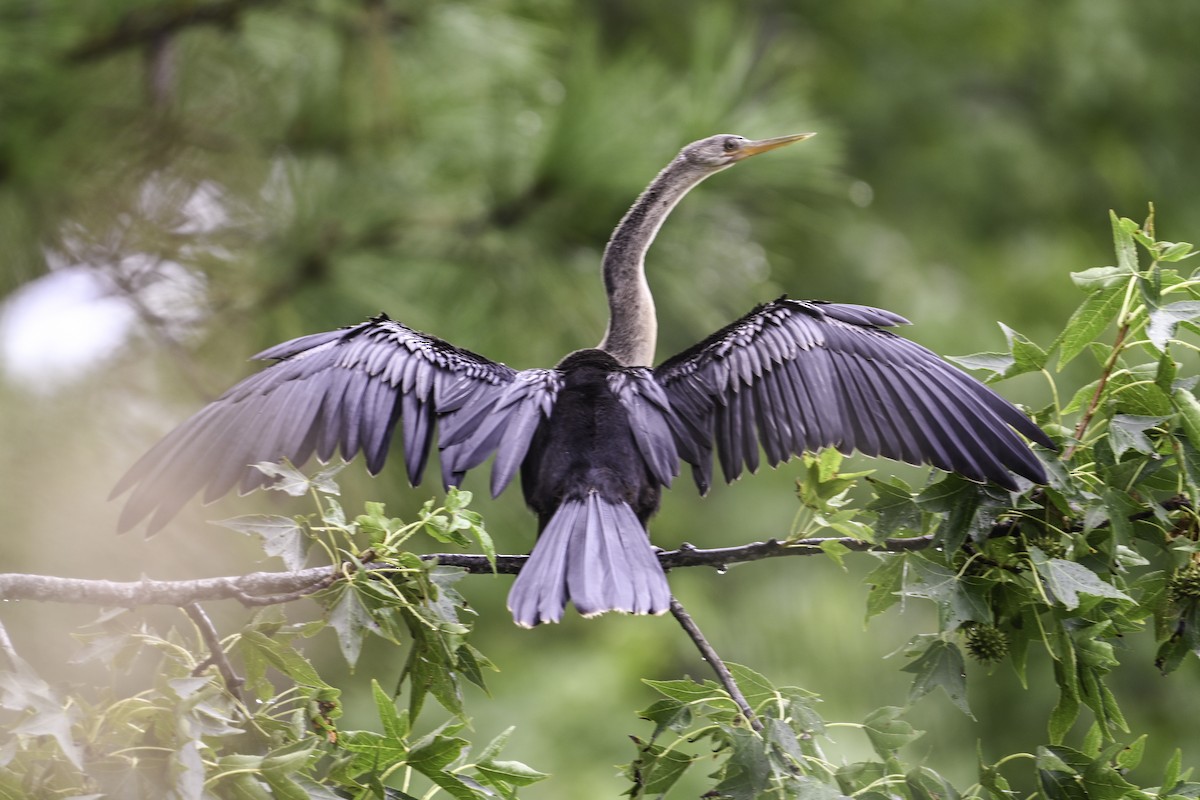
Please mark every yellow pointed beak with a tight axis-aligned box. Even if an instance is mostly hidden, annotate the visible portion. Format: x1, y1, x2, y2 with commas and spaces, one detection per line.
735, 132, 817, 160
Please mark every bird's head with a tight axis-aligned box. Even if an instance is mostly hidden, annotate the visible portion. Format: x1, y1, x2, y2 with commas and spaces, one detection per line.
679, 132, 816, 170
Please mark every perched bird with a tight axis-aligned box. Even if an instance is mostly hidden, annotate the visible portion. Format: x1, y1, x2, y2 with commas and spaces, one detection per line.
113, 132, 1053, 626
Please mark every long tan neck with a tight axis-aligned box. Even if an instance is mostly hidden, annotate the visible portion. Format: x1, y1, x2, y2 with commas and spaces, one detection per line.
597, 157, 721, 366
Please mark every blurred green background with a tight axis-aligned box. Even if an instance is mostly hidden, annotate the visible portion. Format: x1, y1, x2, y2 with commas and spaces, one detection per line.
3, 0, 1200, 796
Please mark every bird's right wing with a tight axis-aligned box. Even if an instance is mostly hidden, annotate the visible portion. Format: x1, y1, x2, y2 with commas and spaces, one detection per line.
654, 298, 1055, 494
112, 315, 559, 533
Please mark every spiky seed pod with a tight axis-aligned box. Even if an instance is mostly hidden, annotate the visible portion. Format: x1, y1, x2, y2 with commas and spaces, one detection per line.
1029, 534, 1067, 559
963, 623, 1009, 663
1168, 563, 1200, 604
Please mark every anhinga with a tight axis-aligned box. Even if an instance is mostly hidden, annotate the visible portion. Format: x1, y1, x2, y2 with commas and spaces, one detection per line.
113, 133, 1054, 627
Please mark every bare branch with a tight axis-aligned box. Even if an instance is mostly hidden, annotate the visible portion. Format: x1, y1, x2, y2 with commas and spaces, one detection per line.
669, 598, 762, 732
0, 567, 336, 606
0, 536, 933, 607
184, 603, 245, 703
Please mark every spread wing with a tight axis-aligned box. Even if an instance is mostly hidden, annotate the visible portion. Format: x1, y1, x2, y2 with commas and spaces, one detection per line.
654, 298, 1054, 493
607, 367, 687, 488
112, 314, 559, 533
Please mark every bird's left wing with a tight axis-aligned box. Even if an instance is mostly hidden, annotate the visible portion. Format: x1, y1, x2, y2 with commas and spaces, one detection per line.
112, 315, 559, 533
654, 298, 1055, 494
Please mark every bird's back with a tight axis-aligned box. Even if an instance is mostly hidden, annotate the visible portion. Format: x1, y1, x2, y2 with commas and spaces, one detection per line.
520, 349, 662, 529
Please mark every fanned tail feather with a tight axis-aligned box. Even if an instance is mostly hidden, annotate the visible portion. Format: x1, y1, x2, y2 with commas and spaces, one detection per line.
507, 492, 671, 627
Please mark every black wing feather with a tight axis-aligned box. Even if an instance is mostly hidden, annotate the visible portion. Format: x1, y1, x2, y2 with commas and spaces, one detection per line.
655, 298, 1054, 492
112, 316, 554, 533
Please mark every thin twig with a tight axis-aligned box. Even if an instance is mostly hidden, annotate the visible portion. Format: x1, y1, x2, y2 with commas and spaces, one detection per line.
184, 603, 245, 703
1065, 319, 1130, 460
669, 597, 762, 732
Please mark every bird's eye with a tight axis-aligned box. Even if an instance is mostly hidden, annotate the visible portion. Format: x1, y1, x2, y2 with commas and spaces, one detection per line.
722, 138, 741, 153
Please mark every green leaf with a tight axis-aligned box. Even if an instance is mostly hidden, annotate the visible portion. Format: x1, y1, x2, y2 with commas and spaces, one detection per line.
626, 738, 693, 797
1070, 265, 1132, 291
643, 678, 727, 706
819, 537, 852, 567
1030, 547, 1133, 609
948, 351, 1013, 378
901, 639, 972, 716
216, 515, 308, 570
1056, 285, 1125, 369
1116, 734, 1147, 771
1107, 414, 1168, 458
710, 727, 772, 800
252, 461, 330, 497
408, 730, 468, 775
866, 477, 923, 538
11, 703, 83, 769
1082, 753, 1140, 800
638, 698, 693, 739
328, 587, 378, 667
173, 739, 206, 800
901, 557, 992, 629
477, 759, 550, 788
240, 630, 329, 688
1163, 748, 1183, 792
371, 679, 409, 741
1000, 322, 1049, 375
1148, 301, 1200, 351
864, 556, 905, 619
1111, 211, 1140, 274
1159, 240, 1197, 262
1175, 389, 1200, 447
949, 324, 1046, 380
861, 706, 923, 757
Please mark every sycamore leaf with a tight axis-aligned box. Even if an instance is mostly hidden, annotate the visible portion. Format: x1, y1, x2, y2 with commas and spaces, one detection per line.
948, 323, 1046, 381
253, 461, 317, 496
371, 679, 409, 741
328, 588, 379, 668
216, 515, 307, 571
1030, 547, 1133, 610
866, 478, 923, 538
947, 351, 1013, 378
1107, 414, 1168, 459
1148, 301, 1200, 351
173, 739, 206, 800
240, 631, 329, 688
901, 557, 992, 629
476, 759, 550, 788
1111, 211, 1139, 274
1056, 285, 1125, 369
1070, 265, 1132, 291
1158, 240, 1197, 262
901, 639, 972, 717
724, 663, 786, 715
862, 706, 924, 756
12, 704, 83, 769
1174, 389, 1200, 448
864, 556, 905, 620
643, 678, 728, 707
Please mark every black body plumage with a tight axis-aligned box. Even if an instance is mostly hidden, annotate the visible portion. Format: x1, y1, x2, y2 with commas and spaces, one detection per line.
112, 133, 1056, 627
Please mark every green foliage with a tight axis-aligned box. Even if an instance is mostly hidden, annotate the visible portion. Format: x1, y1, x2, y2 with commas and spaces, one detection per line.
6, 210, 1200, 797
619, 209, 1200, 798
0, 486, 541, 799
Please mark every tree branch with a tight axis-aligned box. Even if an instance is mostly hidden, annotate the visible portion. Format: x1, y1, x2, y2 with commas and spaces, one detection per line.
669, 598, 762, 732
0, 536, 933, 607
184, 603, 245, 703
